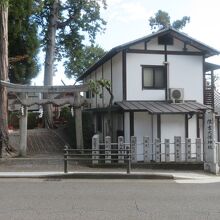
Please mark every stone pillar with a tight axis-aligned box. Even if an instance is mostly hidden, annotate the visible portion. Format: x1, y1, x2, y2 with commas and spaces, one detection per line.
185, 138, 191, 162
196, 138, 202, 162
204, 111, 219, 174
131, 136, 137, 163
155, 138, 161, 162
92, 134, 99, 164
105, 136, 111, 164
118, 136, 124, 164
143, 136, 150, 162
19, 93, 28, 156
174, 136, 181, 162
165, 139, 170, 162
74, 92, 83, 150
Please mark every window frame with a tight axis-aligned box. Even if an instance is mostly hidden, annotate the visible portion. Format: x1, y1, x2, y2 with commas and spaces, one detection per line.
142, 65, 166, 90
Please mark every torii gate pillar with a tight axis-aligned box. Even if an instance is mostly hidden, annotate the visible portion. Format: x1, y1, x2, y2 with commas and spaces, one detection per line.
19, 93, 28, 156
75, 92, 83, 150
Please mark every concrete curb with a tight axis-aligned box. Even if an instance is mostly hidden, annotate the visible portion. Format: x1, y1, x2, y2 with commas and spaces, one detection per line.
0, 172, 174, 179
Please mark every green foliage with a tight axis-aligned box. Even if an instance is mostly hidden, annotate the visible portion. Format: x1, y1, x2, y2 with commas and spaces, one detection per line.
8, 112, 19, 129
65, 44, 106, 79
172, 16, 190, 30
82, 111, 94, 149
62, 108, 76, 147
149, 10, 190, 31
0, 0, 8, 7
64, 111, 94, 149
8, 0, 40, 84
149, 10, 170, 30
59, 106, 72, 121
88, 79, 111, 95
37, 0, 107, 79
27, 112, 39, 129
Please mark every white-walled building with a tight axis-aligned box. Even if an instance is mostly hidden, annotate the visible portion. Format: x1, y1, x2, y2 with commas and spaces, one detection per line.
77, 27, 220, 161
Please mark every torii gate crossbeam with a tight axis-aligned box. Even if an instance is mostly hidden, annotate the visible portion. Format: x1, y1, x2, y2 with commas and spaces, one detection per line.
0, 80, 88, 156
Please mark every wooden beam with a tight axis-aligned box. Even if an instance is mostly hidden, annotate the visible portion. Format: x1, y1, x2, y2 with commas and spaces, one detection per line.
0, 80, 88, 93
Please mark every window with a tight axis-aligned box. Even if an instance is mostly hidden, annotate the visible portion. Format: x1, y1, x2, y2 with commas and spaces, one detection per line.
142, 66, 166, 89
158, 34, 174, 45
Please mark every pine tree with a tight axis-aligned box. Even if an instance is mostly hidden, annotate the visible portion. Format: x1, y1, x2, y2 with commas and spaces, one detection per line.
8, 0, 40, 84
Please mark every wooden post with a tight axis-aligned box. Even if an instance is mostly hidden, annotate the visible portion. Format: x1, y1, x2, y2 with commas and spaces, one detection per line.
19, 93, 28, 156
143, 136, 150, 162
185, 138, 191, 162
131, 136, 137, 163
74, 92, 83, 150
92, 134, 99, 164
165, 139, 170, 162
174, 136, 181, 162
196, 138, 202, 162
105, 136, 111, 164
118, 136, 124, 163
155, 138, 161, 162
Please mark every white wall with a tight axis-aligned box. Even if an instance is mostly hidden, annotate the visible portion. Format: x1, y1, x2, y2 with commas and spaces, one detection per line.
167, 38, 200, 52
147, 38, 164, 50
188, 115, 197, 158
90, 71, 96, 108
96, 66, 103, 108
133, 112, 157, 161
129, 37, 200, 52
161, 114, 185, 161
126, 53, 165, 100
168, 55, 203, 102
103, 60, 111, 107
112, 52, 123, 102
129, 42, 145, 50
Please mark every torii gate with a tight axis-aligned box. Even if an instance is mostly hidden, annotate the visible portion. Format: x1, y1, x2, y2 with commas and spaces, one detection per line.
0, 80, 88, 156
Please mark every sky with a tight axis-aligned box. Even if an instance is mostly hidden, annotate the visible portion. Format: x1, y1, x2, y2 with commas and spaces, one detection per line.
32, 0, 220, 86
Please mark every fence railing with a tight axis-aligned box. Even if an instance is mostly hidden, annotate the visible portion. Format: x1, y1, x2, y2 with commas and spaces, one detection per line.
92, 135, 203, 164
63, 146, 132, 173
63, 135, 203, 173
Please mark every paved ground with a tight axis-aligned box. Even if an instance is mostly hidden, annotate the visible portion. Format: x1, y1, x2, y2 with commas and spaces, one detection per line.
0, 178, 220, 220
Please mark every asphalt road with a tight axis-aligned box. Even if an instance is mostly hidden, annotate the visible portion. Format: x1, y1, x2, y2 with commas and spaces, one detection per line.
0, 179, 220, 220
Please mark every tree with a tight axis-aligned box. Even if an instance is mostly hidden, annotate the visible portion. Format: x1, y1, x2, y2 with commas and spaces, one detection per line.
149, 10, 190, 31
38, 0, 107, 127
89, 79, 113, 136
0, 0, 9, 156
65, 44, 106, 79
8, 0, 40, 84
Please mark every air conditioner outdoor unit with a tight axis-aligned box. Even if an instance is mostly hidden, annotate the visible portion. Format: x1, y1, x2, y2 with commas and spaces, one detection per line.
169, 88, 184, 103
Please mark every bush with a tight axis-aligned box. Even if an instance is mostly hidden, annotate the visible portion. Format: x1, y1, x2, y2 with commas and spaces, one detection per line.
60, 106, 72, 121
8, 112, 19, 129
82, 111, 94, 149
64, 110, 94, 149
28, 112, 39, 129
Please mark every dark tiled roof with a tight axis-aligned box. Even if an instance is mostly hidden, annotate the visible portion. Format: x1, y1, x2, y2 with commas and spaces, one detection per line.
116, 100, 209, 114
204, 62, 220, 71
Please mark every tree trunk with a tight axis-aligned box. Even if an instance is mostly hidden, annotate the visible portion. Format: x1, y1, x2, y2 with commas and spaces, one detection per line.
43, 0, 59, 128
0, 3, 9, 156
